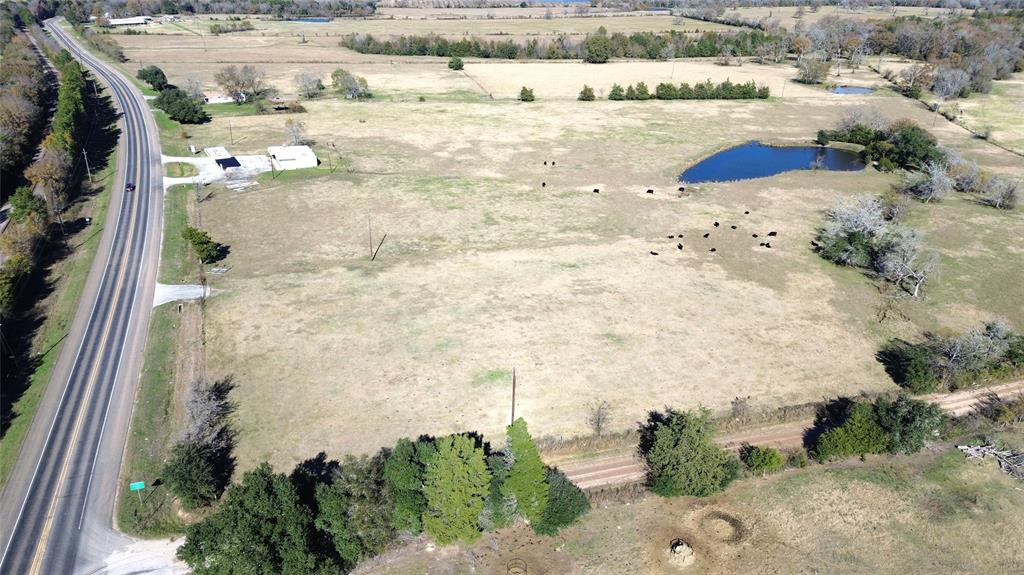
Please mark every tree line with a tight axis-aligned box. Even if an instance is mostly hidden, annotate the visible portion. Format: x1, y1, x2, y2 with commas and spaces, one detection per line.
1, 42, 91, 318
608, 79, 769, 100
341, 28, 784, 61
172, 417, 590, 574
58, 0, 377, 23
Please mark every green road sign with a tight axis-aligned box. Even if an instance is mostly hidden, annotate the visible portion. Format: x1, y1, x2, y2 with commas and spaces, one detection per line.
129, 481, 146, 491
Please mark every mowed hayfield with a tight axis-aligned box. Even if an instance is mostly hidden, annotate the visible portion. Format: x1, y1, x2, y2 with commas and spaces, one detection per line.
144, 43, 1024, 473
729, 5, 957, 26
117, 30, 886, 100
118, 13, 733, 39
362, 433, 1024, 574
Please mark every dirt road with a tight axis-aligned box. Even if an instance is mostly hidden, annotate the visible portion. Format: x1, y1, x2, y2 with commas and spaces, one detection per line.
561, 380, 1024, 491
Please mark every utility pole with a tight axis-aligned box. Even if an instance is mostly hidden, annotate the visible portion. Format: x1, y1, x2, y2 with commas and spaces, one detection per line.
510, 367, 517, 425
228, 119, 234, 145
82, 149, 93, 183
367, 215, 373, 259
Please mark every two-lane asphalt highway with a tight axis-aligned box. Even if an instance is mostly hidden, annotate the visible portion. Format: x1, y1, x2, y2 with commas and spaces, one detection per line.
0, 19, 163, 574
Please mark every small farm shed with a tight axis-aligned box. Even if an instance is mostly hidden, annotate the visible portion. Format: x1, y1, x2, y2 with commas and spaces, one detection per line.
268, 146, 318, 171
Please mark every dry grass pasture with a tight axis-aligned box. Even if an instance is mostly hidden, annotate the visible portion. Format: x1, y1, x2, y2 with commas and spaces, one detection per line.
359, 437, 1024, 574
951, 74, 1024, 155
729, 5, 957, 26
110, 16, 1024, 474
152, 70, 1023, 473
118, 30, 890, 100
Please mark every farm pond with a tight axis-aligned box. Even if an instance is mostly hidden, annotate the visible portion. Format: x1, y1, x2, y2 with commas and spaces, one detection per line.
680, 142, 864, 184
830, 86, 876, 95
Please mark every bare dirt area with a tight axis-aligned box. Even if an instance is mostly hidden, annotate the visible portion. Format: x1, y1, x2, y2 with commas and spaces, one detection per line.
171, 78, 1024, 474
358, 439, 1024, 574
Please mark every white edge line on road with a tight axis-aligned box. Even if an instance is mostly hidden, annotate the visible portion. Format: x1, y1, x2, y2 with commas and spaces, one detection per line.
78, 68, 153, 531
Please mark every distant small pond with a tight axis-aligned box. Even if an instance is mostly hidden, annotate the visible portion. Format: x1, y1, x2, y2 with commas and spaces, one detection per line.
679, 142, 864, 184
830, 86, 875, 95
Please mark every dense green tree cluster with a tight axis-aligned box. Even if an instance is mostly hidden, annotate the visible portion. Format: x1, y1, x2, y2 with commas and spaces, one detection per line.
608, 79, 768, 101
137, 65, 168, 90
154, 88, 210, 124
640, 408, 740, 497
817, 118, 944, 171
880, 321, 1024, 393
812, 395, 946, 462
0, 33, 48, 178
177, 419, 590, 573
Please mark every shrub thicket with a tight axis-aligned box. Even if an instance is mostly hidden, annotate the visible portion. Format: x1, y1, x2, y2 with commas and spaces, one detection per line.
578, 85, 595, 101
739, 444, 785, 476
813, 395, 947, 462
518, 86, 535, 102
880, 321, 1024, 393
447, 55, 463, 70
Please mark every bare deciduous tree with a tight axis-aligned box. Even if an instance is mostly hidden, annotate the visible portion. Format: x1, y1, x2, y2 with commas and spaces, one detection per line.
875, 228, 939, 298
983, 177, 1019, 210
183, 76, 205, 102
587, 401, 612, 437
214, 64, 269, 103
294, 72, 325, 99
932, 67, 971, 100
284, 119, 310, 146
900, 161, 954, 203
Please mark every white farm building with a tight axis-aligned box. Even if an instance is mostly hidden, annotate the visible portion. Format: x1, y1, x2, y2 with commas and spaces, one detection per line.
268, 146, 318, 171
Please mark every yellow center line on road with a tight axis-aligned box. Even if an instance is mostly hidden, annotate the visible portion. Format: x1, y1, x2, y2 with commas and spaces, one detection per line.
26, 92, 142, 574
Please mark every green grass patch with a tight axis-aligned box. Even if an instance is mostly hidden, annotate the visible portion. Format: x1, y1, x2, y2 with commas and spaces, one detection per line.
255, 165, 334, 183
164, 162, 198, 178
115, 305, 187, 536
472, 368, 513, 387
116, 183, 197, 536
0, 128, 117, 487
159, 185, 195, 284
151, 108, 191, 156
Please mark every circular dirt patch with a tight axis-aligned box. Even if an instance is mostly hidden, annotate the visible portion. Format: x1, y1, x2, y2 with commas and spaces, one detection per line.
699, 510, 749, 544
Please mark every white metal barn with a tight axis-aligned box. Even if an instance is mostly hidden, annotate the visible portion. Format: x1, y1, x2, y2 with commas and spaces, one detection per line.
268, 146, 318, 171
